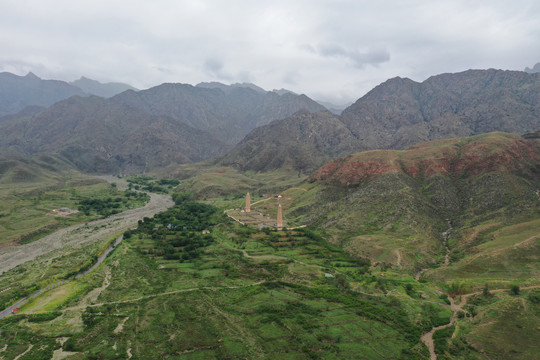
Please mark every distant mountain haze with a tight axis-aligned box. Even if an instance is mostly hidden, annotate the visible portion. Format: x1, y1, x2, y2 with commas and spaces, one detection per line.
0, 72, 137, 117
0, 96, 228, 174
0, 72, 85, 117
524, 62, 540, 73
111, 82, 325, 145
70, 76, 138, 98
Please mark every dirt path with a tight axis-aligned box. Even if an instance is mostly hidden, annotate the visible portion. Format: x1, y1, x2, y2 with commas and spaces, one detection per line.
421, 285, 540, 360
0, 186, 173, 274
78, 267, 113, 307
394, 249, 402, 268
63, 281, 267, 311
13, 344, 33, 360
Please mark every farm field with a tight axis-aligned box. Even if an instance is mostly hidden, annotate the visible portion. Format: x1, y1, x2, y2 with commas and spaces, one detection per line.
0, 166, 539, 359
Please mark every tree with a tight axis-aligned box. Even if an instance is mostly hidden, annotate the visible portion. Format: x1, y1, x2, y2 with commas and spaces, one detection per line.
483, 283, 490, 297
510, 285, 520, 296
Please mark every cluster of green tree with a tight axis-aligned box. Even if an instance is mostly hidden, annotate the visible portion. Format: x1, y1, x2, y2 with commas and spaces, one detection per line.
77, 191, 147, 217
127, 196, 226, 262
157, 178, 180, 186
126, 175, 179, 194
27, 311, 62, 323
0, 282, 39, 311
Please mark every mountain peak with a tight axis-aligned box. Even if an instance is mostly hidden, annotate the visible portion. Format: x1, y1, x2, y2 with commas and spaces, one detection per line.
525, 62, 540, 73
196, 81, 267, 93
25, 72, 40, 80
70, 76, 137, 98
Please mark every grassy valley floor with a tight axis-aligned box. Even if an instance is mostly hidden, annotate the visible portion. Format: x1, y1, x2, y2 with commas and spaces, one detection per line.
0, 169, 539, 359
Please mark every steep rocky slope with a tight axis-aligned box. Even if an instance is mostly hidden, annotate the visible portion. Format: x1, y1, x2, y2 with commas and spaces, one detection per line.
341, 69, 540, 150
219, 110, 362, 173
111, 83, 325, 144
219, 69, 540, 175
0, 96, 227, 174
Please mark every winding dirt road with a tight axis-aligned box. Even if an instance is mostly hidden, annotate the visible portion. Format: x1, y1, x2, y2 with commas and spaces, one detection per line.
421, 285, 540, 360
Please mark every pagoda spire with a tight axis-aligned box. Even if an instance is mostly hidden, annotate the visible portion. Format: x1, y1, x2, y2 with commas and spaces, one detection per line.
245, 192, 251, 213
277, 202, 283, 229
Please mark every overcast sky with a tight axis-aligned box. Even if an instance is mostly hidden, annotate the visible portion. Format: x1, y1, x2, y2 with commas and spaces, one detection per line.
1, 0, 540, 104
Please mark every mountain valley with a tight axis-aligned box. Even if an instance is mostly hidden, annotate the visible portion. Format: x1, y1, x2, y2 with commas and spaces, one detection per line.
0, 68, 539, 360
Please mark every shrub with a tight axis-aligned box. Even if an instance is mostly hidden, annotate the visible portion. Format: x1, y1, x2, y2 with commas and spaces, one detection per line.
510, 285, 520, 296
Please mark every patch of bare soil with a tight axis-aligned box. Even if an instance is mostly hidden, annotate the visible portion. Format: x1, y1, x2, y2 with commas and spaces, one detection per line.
114, 317, 129, 334
51, 337, 78, 360
78, 267, 113, 307
49, 208, 79, 217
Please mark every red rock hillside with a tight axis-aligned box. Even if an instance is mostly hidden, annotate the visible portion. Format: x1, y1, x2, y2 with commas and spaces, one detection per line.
311, 132, 540, 186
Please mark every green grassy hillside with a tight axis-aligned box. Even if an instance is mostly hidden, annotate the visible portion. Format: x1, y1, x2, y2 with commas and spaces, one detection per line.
299, 132, 540, 271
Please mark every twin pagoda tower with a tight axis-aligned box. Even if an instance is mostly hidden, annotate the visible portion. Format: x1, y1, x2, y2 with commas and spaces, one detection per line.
245, 192, 283, 229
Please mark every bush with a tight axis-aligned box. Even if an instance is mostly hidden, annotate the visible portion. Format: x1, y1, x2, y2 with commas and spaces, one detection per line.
510, 285, 520, 296
528, 291, 540, 304
27, 311, 61, 323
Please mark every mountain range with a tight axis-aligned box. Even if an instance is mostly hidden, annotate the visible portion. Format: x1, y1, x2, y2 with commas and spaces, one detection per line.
0, 78, 325, 173
221, 69, 540, 173
1, 68, 540, 176
110, 82, 324, 144
0, 72, 136, 118
0, 96, 228, 174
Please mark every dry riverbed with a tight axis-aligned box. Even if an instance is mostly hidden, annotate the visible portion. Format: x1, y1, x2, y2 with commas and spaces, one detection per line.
0, 177, 173, 274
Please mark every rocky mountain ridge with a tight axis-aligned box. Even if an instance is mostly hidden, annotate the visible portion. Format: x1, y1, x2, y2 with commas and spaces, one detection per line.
0, 96, 228, 174
111, 82, 325, 144
341, 69, 540, 150
311, 132, 540, 186
221, 69, 540, 173
0, 72, 137, 118
218, 110, 362, 173
70, 76, 137, 98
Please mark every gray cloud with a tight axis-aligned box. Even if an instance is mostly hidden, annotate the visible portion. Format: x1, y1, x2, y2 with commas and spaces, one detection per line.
317, 44, 390, 68
203, 58, 232, 80
1, 0, 540, 103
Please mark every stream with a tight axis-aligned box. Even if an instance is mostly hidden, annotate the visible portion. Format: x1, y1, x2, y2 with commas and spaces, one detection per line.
0, 234, 124, 319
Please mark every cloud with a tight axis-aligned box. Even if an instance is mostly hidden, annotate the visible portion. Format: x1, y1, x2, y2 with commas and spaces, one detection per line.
203, 58, 232, 80
317, 44, 390, 68
1, 0, 540, 103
